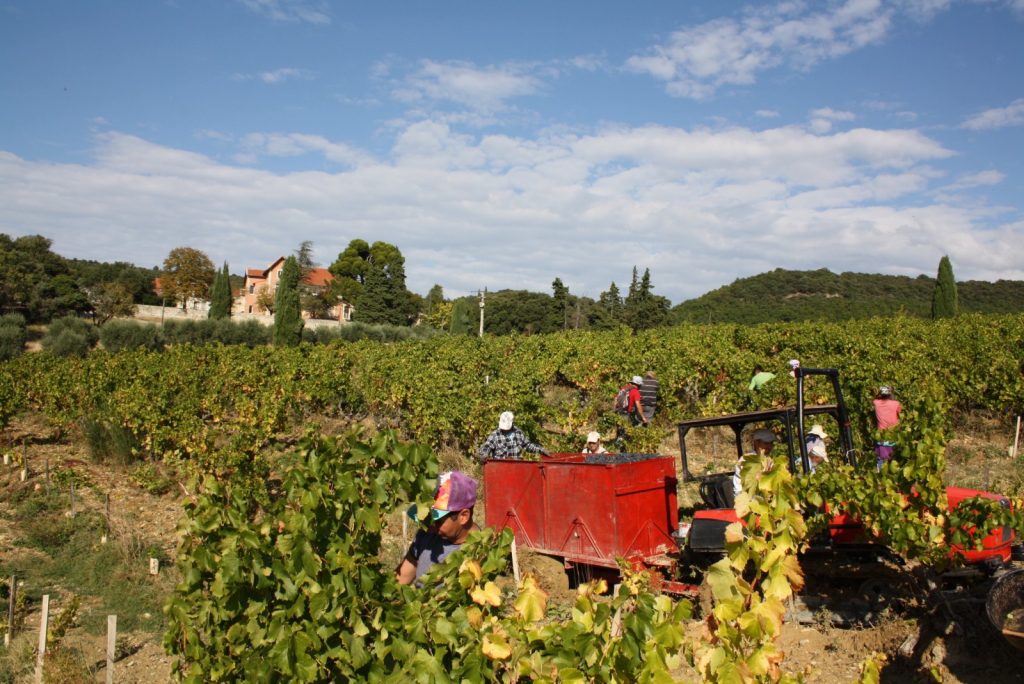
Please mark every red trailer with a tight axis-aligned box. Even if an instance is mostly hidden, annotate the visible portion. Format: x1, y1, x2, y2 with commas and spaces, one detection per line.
483, 453, 695, 591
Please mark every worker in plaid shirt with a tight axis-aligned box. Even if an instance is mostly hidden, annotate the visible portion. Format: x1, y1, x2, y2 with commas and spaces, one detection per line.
477, 411, 549, 462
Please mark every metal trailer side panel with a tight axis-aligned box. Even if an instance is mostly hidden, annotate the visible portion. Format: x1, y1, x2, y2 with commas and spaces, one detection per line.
483, 453, 679, 567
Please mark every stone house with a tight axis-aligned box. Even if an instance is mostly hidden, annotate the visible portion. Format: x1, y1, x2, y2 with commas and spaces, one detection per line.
239, 257, 353, 321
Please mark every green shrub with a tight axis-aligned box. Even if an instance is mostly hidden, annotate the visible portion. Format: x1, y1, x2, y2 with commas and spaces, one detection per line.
161, 318, 271, 347
99, 320, 164, 352
211, 318, 271, 346
82, 416, 139, 465
129, 462, 175, 496
302, 321, 441, 344
41, 316, 98, 357
161, 319, 213, 346
0, 313, 27, 360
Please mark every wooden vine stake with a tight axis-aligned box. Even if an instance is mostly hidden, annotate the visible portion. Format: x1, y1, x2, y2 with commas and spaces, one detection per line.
102, 493, 110, 544
4, 575, 15, 647
510, 537, 521, 584
1012, 415, 1021, 458
34, 594, 49, 684
106, 615, 117, 684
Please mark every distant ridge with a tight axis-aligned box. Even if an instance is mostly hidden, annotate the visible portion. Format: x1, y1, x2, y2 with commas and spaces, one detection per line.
668, 268, 1024, 324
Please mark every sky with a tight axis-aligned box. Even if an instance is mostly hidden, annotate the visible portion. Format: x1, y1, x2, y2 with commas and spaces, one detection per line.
2, 0, 1023, 305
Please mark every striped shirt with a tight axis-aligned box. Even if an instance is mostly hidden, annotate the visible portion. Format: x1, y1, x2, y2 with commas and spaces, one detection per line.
640, 377, 659, 409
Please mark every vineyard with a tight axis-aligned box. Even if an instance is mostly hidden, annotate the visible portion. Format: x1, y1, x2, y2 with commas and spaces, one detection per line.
3, 313, 1023, 468
1, 313, 1024, 681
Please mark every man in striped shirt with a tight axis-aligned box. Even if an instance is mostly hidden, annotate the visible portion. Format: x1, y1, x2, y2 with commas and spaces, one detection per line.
640, 371, 659, 423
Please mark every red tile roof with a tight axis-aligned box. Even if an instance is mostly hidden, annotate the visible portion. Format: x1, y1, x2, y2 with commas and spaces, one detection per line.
303, 267, 334, 288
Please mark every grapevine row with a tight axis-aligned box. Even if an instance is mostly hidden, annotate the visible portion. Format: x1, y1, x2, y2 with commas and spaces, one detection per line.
2, 314, 1022, 468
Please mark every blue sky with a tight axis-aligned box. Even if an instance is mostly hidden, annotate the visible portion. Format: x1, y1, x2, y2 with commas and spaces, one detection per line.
2, 0, 1023, 304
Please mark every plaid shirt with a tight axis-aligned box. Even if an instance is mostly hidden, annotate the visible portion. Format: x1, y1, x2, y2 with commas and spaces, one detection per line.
477, 427, 544, 461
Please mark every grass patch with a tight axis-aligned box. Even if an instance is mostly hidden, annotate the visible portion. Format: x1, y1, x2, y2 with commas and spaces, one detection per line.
2, 492, 174, 635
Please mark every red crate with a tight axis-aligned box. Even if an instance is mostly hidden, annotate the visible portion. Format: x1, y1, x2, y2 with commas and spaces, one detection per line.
483, 453, 679, 568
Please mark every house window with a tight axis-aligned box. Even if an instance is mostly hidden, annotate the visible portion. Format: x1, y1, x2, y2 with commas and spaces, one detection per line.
248, 284, 254, 294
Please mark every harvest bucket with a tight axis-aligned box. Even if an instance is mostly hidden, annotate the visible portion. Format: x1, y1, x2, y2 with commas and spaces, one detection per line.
986, 568, 1024, 651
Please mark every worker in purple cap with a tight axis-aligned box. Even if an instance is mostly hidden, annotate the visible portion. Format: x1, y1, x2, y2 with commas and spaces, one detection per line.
396, 471, 479, 586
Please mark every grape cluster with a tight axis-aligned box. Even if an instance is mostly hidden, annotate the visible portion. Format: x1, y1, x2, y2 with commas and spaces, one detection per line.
583, 453, 663, 465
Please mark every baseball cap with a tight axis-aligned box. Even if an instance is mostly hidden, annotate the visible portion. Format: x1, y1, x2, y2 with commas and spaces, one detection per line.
430, 471, 477, 520
752, 428, 777, 443
498, 411, 514, 430
586, 431, 601, 443
808, 424, 828, 440
631, 375, 643, 385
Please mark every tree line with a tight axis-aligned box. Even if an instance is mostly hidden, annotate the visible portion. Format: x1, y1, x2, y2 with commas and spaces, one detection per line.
3, 232, 1007, 339
0, 234, 161, 324
669, 257, 1015, 324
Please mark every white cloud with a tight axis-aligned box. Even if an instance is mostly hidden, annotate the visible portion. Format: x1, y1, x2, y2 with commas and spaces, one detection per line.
940, 169, 1005, 192
236, 0, 329, 24
961, 98, 1024, 130
233, 68, 314, 84
394, 60, 544, 112
809, 107, 856, 133
236, 133, 374, 167
0, 120, 1020, 303
810, 107, 856, 121
625, 0, 898, 99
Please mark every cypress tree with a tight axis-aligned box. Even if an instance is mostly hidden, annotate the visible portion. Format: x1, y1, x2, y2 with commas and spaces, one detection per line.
448, 297, 475, 335
623, 267, 669, 331
208, 262, 232, 320
273, 256, 304, 346
549, 278, 570, 331
931, 255, 959, 319
353, 267, 391, 324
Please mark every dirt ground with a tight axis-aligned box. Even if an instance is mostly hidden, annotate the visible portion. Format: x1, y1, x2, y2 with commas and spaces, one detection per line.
1, 413, 1022, 683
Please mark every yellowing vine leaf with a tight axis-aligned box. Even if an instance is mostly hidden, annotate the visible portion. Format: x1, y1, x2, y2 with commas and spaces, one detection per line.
482, 633, 512, 660
470, 580, 502, 607
514, 576, 548, 622
460, 558, 482, 581
724, 522, 745, 544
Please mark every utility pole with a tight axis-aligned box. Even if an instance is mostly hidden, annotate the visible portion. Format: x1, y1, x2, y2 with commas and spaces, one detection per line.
478, 288, 485, 337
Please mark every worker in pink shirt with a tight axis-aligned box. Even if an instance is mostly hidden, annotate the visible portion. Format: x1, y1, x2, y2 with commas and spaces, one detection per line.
873, 386, 902, 430
873, 385, 902, 469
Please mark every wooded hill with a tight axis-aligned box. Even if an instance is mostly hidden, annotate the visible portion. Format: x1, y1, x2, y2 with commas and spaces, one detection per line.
669, 268, 1024, 324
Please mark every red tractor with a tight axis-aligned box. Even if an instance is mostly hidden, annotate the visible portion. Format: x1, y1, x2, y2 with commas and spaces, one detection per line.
484, 366, 1022, 599
680, 365, 1020, 571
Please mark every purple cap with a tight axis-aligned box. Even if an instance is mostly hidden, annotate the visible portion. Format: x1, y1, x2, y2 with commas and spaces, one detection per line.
431, 471, 477, 520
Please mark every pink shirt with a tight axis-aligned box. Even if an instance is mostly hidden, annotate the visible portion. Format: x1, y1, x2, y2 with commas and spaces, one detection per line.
873, 399, 902, 431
